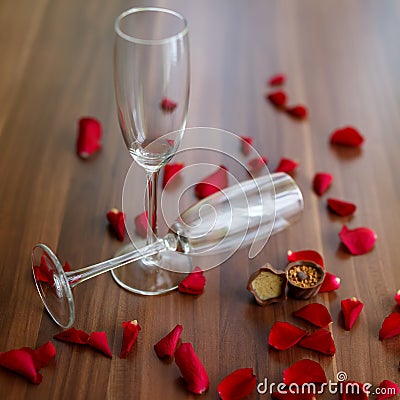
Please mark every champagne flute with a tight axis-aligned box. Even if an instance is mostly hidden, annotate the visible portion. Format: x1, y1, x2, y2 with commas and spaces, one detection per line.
32, 172, 304, 328
113, 7, 190, 294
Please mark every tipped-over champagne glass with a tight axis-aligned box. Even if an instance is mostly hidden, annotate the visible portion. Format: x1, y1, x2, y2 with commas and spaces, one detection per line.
113, 7, 191, 294
32, 172, 303, 328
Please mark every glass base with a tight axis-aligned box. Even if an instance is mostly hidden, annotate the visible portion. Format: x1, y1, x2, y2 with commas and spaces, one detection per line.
32, 244, 74, 329
111, 242, 192, 295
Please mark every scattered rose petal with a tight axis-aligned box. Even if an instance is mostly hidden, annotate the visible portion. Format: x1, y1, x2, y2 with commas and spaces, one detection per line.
120, 320, 141, 358
162, 163, 184, 188
87, 332, 112, 358
247, 156, 268, 173
240, 136, 253, 155
292, 303, 332, 328
287, 249, 324, 268
340, 381, 369, 400
274, 158, 298, 174
166, 139, 176, 147
283, 359, 327, 385
76, 117, 102, 158
396, 290, 400, 306
160, 97, 177, 112
313, 172, 333, 196
134, 211, 148, 238
106, 208, 125, 241
376, 380, 400, 400
298, 329, 336, 355
339, 225, 377, 255
54, 327, 112, 357
268, 322, 307, 350
268, 73, 286, 86
0, 342, 56, 384
218, 368, 257, 400
175, 342, 209, 394
154, 324, 183, 359
341, 297, 364, 331
194, 165, 228, 199
63, 261, 72, 272
54, 327, 90, 344
178, 267, 206, 295
272, 390, 316, 400
330, 126, 364, 147
0, 349, 41, 384
286, 105, 308, 119
379, 312, 400, 340
33, 255, 55, 286
33, 342, 57, 369
327, 198, 357, 217
319, 272, 341, 293
267, 90, 287, 108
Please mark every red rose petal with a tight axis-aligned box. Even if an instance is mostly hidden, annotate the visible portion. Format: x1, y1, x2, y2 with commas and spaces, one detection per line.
120, 320, 141, 359
287, 249, 325, 268
54, 327, 112, 357
106, 208, 125, 241
154, 324, 183, 359
0, 342, 56, 384
286, 105, 308, 119
63, 261, 72, 272
272, 390, 316, 400
218, 368, 257, 400
54, 327, 90, 344
274, 158, 299, 174
33, 255, 55, 286
194, 165, 229, 199
379, 312, 400, 340
340, 381, 369, 400
327, 198, 357, 217
0, 349, 42, 384
247, 156, 268, 173
341, 297, 364, 331
134, 211, 148, 239
87, 331, 112, 358
298, 329, 336, 356
33, 342, 57, 369
160, 97, 177, 112
339, 225, 377, 255
178, 267, 206, 295
283, 359, 327, 385
268, 73, 286, 86
330, 126, 364, 147
376, 380, 400, 400
318, 272, 341, 293
267, 90, 288, 108
175, 342, 209, 394
313, 172, 333, 196
240, 136, 253, 155
292, 303, 332, 328
268, 322, 307, 350
396, 290, 400, 306
76, 117, 102, 158
162, 163, 184, 188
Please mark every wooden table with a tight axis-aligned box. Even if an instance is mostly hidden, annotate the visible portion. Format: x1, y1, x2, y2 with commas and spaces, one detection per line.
1, 0, 399, 399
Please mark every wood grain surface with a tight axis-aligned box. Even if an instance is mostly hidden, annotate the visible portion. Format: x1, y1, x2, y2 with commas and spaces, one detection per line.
0, 0, 399, 399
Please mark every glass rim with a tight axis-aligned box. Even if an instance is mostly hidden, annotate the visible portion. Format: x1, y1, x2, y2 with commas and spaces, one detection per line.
114, 7, 188, 45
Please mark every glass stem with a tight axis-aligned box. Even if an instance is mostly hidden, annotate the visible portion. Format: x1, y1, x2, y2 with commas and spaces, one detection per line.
66, 238, 167, 288
146, 170, 159, 245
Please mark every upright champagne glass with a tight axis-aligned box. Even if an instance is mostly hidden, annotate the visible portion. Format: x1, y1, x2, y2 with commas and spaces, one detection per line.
113, 7, 190, 294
